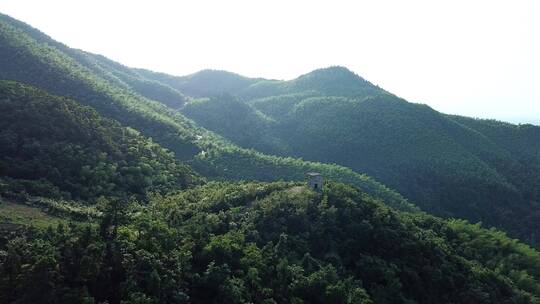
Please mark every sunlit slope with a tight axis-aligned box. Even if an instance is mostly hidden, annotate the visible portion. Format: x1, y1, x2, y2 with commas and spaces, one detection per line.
2, 181, 539, 303
175, 68, 540, 248
0, 13, 415, 212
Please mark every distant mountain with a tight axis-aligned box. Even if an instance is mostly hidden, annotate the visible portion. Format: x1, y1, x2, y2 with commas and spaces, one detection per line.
138, 66, 386, 100
0, 13, 415, 212
135, 68, 260, 98
0, 81, 202, 201
250, 66, 385, 98
176, 68, 540, 248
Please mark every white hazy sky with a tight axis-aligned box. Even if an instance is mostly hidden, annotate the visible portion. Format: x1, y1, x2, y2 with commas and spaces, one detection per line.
1, 0, 539, 124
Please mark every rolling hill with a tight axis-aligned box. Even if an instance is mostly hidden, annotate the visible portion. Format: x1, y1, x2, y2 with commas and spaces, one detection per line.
3, 10, 537, 248
154, 67, 540, 248
0, 12, 415, 212
1, 12, 540, 304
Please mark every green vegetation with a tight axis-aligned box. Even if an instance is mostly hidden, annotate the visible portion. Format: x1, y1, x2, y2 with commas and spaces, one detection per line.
176, 69, 540, 248
191, 146, 418, 212
0, 200, 65, 229
0, 81, 201, 201
1, 182, 539, 303
0, 13, 414, 212
140, 66, 385, 100
0, 13, 201, 160
1, 12, 540, 302
72, 52, 189, 110
182, 95, 286, 155
135, 69, 260, 98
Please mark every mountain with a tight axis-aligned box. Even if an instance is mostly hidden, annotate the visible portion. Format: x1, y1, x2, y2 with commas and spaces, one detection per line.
1, 12, 540, 304
0, 13, 200, 160
241, 66, 386, 99
0, 13, 416, 212
140, 66, 386, 100
168, 68, 540, 248
1, 181, 539, 303
4, 8, 534, 248
135, 68, 261, 98
0, 80, 201, 201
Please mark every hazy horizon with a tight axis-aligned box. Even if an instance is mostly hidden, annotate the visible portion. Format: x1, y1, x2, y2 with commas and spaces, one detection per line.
1, 0, 539, 125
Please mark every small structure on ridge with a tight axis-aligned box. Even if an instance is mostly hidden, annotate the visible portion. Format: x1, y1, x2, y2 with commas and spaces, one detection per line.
306, 172, 324, 192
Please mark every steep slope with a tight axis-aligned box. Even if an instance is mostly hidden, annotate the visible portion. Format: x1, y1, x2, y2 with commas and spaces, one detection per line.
1, 181, 539, 303
0, 13, 201, 160
0, 13, 415, 212
449, 116, 540, 160
0, 81, 201, 201
72, 52, 189, 109
177, 70, 540, 248
182, 95, 287, 155
449, 115, 540, 209
0, 13, 188, 110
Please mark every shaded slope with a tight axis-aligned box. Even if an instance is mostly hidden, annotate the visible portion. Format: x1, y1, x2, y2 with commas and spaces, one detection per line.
178, 72, 540, 248
0, 13, 415, 212
0, 13, 201, 160
0, 81, 201, 201
0, 13, 188, 110
72, 52, 189, 109
182, 95, 288, 155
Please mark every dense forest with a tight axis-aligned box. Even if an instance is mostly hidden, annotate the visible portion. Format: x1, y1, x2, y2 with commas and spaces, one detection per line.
1, 12, 540, 303
0, 81, 201, 201
2, 182, 540, 303
167, 68, 540, 248
0, 12, 416, 212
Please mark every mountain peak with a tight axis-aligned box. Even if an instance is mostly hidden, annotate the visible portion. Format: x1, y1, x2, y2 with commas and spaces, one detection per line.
187, 69, 247, 80
175, 69, 258, 97
292, 66, 382, 96
298, 66, 360, 81
309, 65, 357, 75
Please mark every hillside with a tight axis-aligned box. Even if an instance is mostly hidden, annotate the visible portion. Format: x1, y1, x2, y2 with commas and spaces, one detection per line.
1, 11, 540, 304
0, 13, 201, 160
174, 69, 540, 248
1, 181, 539, 303
4, 9, 532, 248
0, 81, 201, 201
0, 13, 416, 212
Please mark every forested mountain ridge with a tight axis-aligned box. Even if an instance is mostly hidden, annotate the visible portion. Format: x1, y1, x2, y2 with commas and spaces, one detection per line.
0, 12, 416, 212
166, 69, 540, 248
135, 68, 262, 98
0, 12, 189, 110
1, 12, 540, 304
138, 65, 387, 100
3, 9, 538, 248
1, 181, 540, 303
0, 80, 202, 201
0, 13, 202, 160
